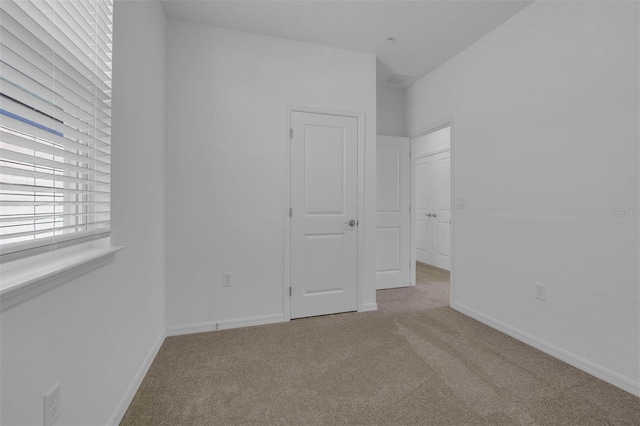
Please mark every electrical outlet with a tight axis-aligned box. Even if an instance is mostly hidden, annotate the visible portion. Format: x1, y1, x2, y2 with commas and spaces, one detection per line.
44, 383, 60, 426
535, 283, 547, 301
456, 197, 466, 209
223, 272, 232, 287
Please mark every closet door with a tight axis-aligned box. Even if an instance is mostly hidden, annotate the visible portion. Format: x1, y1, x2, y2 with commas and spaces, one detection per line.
413, 150, 451, 272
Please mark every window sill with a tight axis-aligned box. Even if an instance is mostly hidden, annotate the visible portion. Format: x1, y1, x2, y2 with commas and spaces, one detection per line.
0, 243, 124, 312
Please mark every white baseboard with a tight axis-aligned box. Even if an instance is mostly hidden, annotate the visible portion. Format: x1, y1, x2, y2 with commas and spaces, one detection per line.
166, 313, 285, 337
108, 329, 166, 425
453, 302, 640, 397
362, 302, 378, 312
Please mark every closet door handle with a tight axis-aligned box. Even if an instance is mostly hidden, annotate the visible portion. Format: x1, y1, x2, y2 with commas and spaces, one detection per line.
425, 213, 432, 217
432, 213, 437, 218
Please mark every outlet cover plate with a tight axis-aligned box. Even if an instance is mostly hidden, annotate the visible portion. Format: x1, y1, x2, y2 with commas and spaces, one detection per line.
535, 283, 547, 301
223, 272, 232, 287
44, 383, 60, 426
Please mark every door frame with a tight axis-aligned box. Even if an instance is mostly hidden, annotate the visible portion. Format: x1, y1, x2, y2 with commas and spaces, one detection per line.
283, 105, 366, 321
410, 117, 456, 307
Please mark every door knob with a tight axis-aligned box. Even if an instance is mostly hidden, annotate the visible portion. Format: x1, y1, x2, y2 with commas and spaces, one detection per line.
345, 219, 356, 227
425, 213, 432, 217
432, 213, 437, 218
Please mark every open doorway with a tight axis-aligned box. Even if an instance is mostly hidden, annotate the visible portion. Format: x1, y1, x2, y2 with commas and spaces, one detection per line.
374, 122, 454, 311
409, 123, 454, 306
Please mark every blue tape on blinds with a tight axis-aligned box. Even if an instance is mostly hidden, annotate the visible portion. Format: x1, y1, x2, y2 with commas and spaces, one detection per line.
0, 108, 64, 137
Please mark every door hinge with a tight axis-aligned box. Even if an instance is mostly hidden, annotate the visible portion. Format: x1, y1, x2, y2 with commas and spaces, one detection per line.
289, 286, 292, 297
289, 128, 293, 139
409, 206, 411, 213
409, 151, 411, 158
289, 207, 293, 217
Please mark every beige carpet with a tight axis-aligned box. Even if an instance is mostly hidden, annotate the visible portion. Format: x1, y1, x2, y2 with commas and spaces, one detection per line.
121, 263, 639, 425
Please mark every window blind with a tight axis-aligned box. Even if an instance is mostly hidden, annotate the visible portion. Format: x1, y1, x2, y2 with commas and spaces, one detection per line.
0, 0, 112, 257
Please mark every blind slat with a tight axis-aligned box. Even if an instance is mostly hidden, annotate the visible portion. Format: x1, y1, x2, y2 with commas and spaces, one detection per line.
0, 148, 110, 178
0, 220, 110, 240
1, 211, 111, 222
0, 182, 111, 196
1, 124, 111, 166
0, 165, 110, 187
0, 200, 110, 206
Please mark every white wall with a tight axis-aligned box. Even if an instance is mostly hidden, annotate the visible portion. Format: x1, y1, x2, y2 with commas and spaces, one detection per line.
0, 1, 167, 424
377, 85, 406, 137
165, 21, 377, 330
407, 1, 639, 393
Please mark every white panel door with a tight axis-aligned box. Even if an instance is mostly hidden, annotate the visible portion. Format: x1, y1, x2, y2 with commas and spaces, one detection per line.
290, 111, 358, 319
376, 136, 410, 289
413, 150, 451, 271
432, 151, 451, 270
415, 156, 434, 265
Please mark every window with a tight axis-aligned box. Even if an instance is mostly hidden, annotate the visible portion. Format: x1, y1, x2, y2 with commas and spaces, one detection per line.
0, 0, 113, 259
